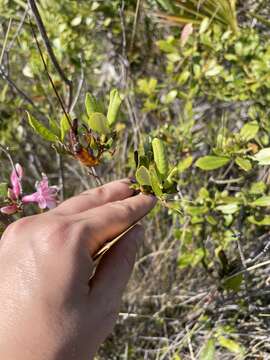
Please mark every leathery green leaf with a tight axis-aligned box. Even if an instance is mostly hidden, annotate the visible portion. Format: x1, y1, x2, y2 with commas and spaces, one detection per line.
85, 92, 99, 116
107, 89, 123, 126
240, 122, 259, 141
235, 157, 252, 172
60, 115, 70, 141
195, 156, 230, 170
149, 165, 163, 197
135, 166, 151, 186
152, 138, 169, 179
250, 196, 270, 207
87, 112, 110, 135
26, 112, 58, 142
252, 148, 270, 165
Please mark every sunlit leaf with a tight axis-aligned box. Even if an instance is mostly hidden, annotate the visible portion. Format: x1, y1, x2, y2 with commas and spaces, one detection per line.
240, 122, 259, 141
178, 248, 204, 269
136, 166, 151, 186
149, 165, 163, 197
152, 138, 169, 179
235, 157, 252, 172
218, 336, 244, 354
195, 156, 230, 170
252, 148, 270, 165
248, 215, 270, 226
199, 338, 215, 360
87, 112, 110, 135
85, 93, 99, 116
26, 112, 58, 142
60, 115, 70, 141
250, 196, 270, 207
178, 156, 193, 172
107, 89, 123, 126
216, 203, 239, 214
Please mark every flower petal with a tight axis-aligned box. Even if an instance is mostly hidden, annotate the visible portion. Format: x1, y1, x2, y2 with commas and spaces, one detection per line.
1, 204, 18, 215
22, 192, 39, 204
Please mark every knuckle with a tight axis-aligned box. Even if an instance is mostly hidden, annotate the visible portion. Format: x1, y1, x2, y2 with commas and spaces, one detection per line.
4, 217, 32, 238
110, 201, 134, 218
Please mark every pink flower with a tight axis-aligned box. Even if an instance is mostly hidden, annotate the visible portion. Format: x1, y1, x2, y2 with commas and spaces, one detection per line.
22, 174, 58, 209
0, 204, 19, 215
181, 23, 193, 46
10, 163, 23, 200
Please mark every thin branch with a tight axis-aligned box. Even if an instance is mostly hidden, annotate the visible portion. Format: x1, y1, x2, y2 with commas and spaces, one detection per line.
29, 20, 72, 128
28, 0, 73, 110
0, 66, 35, 107
69, 62, 85, 114
0, 18, 13, 67
6, 6, 29, 52
130, 0, 143, 53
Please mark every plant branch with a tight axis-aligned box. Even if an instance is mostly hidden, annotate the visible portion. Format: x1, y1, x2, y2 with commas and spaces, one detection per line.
28, 0, 73, 111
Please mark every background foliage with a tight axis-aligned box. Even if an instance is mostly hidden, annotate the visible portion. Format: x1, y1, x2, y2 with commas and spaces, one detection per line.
0, 0, 270, 358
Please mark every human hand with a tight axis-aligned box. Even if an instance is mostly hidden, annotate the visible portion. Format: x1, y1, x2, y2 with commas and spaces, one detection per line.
0, 179, 156, 360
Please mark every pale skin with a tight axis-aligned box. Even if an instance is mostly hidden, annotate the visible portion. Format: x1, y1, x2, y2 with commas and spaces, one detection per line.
0, 179, 156, 360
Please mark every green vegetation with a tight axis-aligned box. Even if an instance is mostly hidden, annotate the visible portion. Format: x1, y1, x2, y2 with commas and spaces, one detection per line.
1, 0, 270, 358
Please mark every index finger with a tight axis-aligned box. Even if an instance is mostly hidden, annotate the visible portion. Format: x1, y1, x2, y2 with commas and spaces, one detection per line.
52, 178, 135, 216
72, 193, 156, 256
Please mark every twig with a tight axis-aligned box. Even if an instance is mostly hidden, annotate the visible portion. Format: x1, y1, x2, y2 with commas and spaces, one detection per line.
0, 17, 12, 67
130, 0, 143, 53
6, 6, 29, 52
0, 66, 35, 107
28, 20, 72, 128
28, 0, 73, 110
69, 62, 84, 114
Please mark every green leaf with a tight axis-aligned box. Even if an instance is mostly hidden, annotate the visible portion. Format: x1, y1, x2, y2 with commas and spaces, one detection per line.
178, 248, 204, 269
223, 274, 243, 292
240, 122, 259, 141
218, 336, 244, 354
149, 165, 163, 197
200, 338, 215, 360
195, 156, 230, 170
199, 18, 210, 34
87, 112, 110, 135
235, 157, 252, 172
249, 181, 266, 194
0, 183, 8, 197
152, 138, 169, 179
137, 78, 157, 96
85, 93, 99, 116
26, 112, 58, 142
205, 65, 223, 77
136, 166, 151, 186
248, 215, 270, 226
49, 118, 60, 137
107, 89, 123, 127
60, 115, 70, 141
252, 148, 270, 165
216, 204, 239, 215
162, 89, 177, 104
178, 156, 193, 173
166, 166, 178, 184
250, 196, 270, 207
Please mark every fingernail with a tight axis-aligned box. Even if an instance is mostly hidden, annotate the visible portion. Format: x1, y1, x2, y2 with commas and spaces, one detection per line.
128, 177, 137, 184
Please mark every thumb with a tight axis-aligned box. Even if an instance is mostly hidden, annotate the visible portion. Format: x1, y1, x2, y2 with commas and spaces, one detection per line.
88, 224, 144, 320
